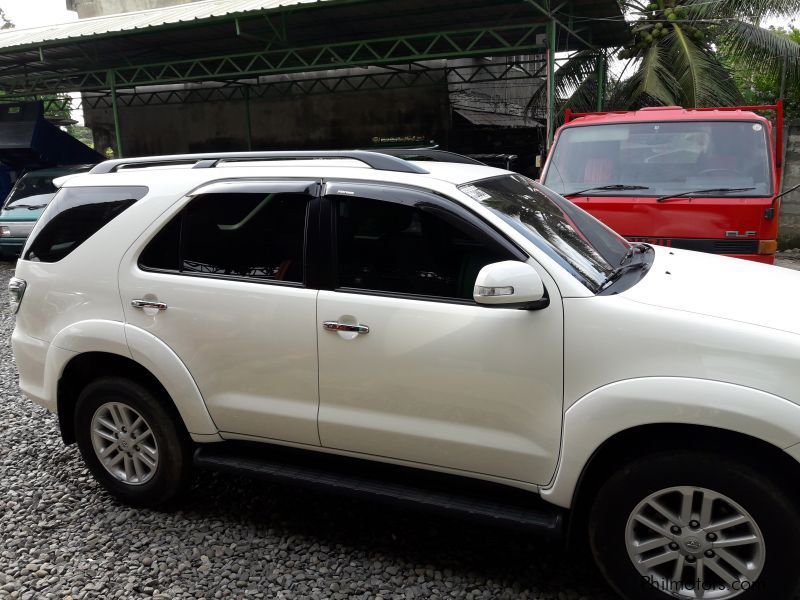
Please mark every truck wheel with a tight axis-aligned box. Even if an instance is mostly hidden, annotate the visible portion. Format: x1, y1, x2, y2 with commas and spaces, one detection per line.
74, 376, 192, 507
589, 451, 800, 600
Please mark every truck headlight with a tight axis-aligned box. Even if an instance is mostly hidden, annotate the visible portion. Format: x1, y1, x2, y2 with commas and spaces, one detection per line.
0, 226, 11, 237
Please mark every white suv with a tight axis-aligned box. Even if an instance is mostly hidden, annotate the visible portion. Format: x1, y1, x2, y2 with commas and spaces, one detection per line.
10, 151, 800, 600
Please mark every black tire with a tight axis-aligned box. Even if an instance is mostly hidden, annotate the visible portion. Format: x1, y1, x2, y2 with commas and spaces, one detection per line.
74, 376, 192, 507
589, 451, 800, 600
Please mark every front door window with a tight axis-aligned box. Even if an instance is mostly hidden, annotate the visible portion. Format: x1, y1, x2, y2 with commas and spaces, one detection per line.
335, 195, 513, 300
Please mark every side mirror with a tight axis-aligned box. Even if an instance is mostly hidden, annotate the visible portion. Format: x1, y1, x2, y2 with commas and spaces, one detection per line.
473, 261, 549, 310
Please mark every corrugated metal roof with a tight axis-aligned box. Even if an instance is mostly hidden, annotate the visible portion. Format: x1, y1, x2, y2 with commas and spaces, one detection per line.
0, 0, 628, 99
0, 0, 324, 50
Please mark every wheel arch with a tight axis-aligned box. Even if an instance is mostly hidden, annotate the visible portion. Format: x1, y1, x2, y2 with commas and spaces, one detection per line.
51, 320, 220, 444
564, 422, 800, 551
58, 352, 177, 444
541, 376, 800, 555
544, 377, 800, 508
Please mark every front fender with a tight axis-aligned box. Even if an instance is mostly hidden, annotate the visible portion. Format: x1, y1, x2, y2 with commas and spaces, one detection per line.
46, 320, 220, 440
541, 377, 800, 508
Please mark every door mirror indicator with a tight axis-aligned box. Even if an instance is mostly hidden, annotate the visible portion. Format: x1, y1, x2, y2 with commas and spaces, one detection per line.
474, 261, 549, 310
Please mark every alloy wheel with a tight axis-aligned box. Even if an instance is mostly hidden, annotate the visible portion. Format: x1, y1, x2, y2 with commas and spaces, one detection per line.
90, 401, 159, 485
625, 486, 765, 599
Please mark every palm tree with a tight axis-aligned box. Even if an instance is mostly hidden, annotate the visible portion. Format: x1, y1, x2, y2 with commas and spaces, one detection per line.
529, 0, 800, 119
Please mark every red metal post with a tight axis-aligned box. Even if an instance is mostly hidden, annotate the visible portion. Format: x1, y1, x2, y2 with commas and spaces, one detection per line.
776, 99, 784, 168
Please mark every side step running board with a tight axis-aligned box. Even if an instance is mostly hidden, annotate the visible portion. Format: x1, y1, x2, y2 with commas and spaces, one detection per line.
194, 444, 565, 536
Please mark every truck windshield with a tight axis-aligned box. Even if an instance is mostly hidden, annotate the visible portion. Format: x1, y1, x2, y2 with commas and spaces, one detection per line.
460, 175, 630, 292
543, 120, 772, 198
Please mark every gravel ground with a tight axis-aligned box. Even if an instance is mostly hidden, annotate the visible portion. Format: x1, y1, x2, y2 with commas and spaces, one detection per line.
0, 260, 612, 600
775, 248, 800, 270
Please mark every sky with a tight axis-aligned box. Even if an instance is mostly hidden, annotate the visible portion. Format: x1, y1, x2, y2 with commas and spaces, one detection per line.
1, 0, 77, 29
0, 0, 795, 34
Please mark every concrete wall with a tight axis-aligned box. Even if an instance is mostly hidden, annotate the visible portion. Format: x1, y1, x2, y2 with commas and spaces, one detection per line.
780, 120, 800, 249
66, 0, 204, 18
86, 85, 450, 156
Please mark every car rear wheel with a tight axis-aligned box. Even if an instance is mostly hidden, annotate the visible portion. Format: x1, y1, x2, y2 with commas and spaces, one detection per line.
74, 376, 192, 507
589, 451, 800, 600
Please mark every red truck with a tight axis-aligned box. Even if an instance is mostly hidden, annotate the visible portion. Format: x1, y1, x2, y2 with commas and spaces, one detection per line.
540, 103, 784, 263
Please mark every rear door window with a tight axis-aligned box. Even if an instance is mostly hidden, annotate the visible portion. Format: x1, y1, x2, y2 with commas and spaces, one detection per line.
139, 191, 310, 284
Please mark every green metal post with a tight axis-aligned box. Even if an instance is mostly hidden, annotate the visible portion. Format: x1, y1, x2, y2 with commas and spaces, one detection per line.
546, 19, 556, 149
244, 86, 253, 151
595, 51, 606, 112
108, 70, 123, 158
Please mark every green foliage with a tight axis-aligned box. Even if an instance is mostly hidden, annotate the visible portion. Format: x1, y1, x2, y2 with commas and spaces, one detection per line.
720, 26, 800, 118
611, 0, 750, 108
534, 0, 800, 119
614, 43, 680, 106
67, 125, 94, 148
526, 49, 601, 121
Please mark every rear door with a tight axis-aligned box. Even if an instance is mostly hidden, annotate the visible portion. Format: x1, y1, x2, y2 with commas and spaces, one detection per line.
119, 180, 321, 445
315, 181, 564, 484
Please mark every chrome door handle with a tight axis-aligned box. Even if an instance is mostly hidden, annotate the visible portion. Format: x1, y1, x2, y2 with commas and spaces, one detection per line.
323, 321, 369, 334
131, 299, 168, 311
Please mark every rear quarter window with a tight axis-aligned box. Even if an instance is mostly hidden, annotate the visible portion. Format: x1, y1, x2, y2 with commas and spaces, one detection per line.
24, 186, 148, 263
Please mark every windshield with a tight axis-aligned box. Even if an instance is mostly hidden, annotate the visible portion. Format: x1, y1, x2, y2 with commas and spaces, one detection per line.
4, 173, 58, 208
543, 120, 772, 198
460, 175, 630, 292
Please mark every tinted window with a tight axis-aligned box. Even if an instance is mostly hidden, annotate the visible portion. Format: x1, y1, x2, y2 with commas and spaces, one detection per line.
336, 196, 512, 300
138, 214, 180, 271
139, 192, 308, 283
24, 186, 148, 263
463, 175, 628, 291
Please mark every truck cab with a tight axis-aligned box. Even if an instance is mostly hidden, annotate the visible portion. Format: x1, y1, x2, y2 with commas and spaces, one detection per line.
541, 104, 783, 263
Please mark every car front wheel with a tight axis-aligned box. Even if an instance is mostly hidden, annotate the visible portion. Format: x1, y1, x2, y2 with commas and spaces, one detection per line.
589, 451, 800, 600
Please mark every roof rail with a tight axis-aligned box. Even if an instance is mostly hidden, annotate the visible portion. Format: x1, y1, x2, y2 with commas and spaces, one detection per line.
89, 150, 430, 175
369, 148, 486, 166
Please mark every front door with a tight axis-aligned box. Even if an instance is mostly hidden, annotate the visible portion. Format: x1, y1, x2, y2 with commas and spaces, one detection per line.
316, 182, 564, 484
119, 180, 321, 446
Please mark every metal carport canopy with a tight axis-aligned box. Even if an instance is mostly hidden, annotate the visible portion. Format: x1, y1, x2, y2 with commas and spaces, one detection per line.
0, 0, 626, 96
